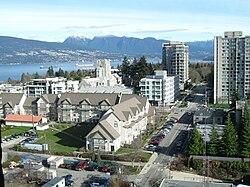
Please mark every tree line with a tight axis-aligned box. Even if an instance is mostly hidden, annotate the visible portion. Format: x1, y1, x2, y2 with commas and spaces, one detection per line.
19, 67, 95, 83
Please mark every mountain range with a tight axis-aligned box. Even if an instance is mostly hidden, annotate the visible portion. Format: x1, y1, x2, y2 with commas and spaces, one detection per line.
0, 35, 214, 64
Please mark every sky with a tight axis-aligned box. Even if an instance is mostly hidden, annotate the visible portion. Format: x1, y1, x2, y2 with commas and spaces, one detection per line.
1, 0, 250, 42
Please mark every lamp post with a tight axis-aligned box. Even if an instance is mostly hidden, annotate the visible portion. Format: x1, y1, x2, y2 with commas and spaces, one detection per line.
32, 114, 34, 131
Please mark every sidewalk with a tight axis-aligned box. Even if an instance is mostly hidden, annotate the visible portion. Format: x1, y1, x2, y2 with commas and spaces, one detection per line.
139, 152, 158, 175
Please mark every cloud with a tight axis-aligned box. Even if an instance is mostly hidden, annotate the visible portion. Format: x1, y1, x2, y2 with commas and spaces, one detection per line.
132, 29, 188, 34
62, 24, 125, 30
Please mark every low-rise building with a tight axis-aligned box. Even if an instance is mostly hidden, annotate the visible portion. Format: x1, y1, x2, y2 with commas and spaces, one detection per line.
42, 177, 65, 187
4, 114, 47, 127
193, 107, 224, 125
139, 70, 180, 106
86, 95, 149, 152
26, 77, 79, 97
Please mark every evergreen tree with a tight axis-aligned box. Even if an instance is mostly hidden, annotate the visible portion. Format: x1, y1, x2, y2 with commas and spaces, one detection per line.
131, 56, 149, 88
188, 127, 204, 155
240, 104, 250, 157
55, 68, 65, 77
46, 66, 54, 77
34, 72, 40, 79
220, 114, 238, 156
230, 91, 240, 109
207, 122, 219, 156
120, 56, 131, 86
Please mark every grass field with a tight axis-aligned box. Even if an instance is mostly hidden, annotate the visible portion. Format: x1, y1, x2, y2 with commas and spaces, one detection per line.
1, 126, 32, 138
208, 103, 230, 109
36, 123, 96, 153
115, 147, 137, 155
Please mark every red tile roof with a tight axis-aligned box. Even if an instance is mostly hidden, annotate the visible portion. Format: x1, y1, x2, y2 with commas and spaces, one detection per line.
4, 114, 43, 123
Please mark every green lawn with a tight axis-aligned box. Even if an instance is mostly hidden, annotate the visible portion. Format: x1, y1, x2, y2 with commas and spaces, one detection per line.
1, 126, 32, 138
35, 123, 96, 153
208, 103, 230, 109
123, 165, 141, 175
115, 147, 136, 155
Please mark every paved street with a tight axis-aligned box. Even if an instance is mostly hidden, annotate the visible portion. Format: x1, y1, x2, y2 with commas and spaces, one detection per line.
136, 85, 207, 186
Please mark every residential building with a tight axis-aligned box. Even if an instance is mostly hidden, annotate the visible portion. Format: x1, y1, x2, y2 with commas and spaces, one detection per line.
162, 41, 189, 90
0, 83, 23, 93
214, 31, 250, 104
86, 95, 149, 152
0, 92, 152, 152
37, 94, 59, 121
139, 70, 179, 106
26, 77, 79, 97
0, 93, 26, 118
79, 59, 122, 88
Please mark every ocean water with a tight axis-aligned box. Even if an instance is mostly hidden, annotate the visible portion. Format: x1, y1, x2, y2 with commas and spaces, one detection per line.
0, 61, 122, 82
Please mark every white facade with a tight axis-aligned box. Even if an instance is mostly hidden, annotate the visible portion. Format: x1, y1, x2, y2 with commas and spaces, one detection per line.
26, 77, 79, 97
86, 96, 150, 152
79, 59, 122, 88
214, 31, 250, 104
162, 41, 189, 90
139, 70, 180, 106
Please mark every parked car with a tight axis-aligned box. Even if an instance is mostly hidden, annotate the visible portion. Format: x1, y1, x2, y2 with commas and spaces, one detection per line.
170, 117, 179, 123
145, 144, 157, 151
75, 161, 87, 171
98, 166, 110, 172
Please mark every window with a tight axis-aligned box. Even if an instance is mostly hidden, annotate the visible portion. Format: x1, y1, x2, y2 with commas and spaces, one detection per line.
111, 145, 115, 152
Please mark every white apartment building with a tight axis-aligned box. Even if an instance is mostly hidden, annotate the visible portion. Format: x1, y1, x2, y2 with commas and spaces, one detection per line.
162, 41, 189, 90
26, 77, 79, 97
139, 70, 180, 106
79, 59, 122, 90
214, 31, 250, 104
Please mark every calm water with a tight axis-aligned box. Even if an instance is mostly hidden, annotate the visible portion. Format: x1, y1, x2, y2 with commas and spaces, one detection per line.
0, 61, 122, 82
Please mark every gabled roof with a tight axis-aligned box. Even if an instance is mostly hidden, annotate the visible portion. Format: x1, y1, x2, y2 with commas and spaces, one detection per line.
40, 94, 58, 103
111, 97, 143, 121
4, 101, 13, 108
79, 98, 91, 105
58, 93, 119, 105
0, 93, 24, 106
99, 99, 111, 106
23, 97, 38, 107
87, 120, 120, 140
4, 114, 44, 123
61, 98, 72, 104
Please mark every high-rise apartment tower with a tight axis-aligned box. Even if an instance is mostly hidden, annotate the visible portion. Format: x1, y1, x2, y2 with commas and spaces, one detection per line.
214, 31, 250, 104
162, 41, 189, 90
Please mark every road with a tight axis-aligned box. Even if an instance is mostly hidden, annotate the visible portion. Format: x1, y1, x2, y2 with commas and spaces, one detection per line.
137, 85, 207, 186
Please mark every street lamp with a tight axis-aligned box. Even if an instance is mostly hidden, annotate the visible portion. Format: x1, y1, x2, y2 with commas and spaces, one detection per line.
32, 114, 34, 131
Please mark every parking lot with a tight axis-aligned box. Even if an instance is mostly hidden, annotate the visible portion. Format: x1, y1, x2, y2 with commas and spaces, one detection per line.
57, 167, 109, 186
1, 130, 38, 151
